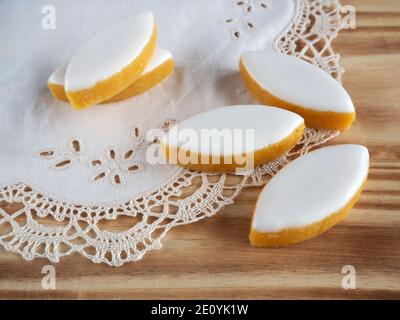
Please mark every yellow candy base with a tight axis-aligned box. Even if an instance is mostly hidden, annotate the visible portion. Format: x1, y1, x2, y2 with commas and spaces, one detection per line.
49, 58, 174, 104
239, 58, 355, 131
249, 177, 368, 247
66, 25, 157, 110
47, 83, 69, 102
104, 58, 174, 103
161, 123, 305, 173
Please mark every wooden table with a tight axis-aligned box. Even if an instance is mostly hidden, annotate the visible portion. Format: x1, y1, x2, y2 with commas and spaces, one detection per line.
0, 0, 399, 299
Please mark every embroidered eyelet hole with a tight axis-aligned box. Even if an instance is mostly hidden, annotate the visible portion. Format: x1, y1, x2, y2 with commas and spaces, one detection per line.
54, 159, 71, 169
260, 2, 268, 9
247, 5, 252, 12
91, 160, 102, 167
132, 126, 141, 139
128, 164, 140, 172
93, 172, 106, 181
225, 18, 233, 23
38, 150, 55, 158
234, 31, 240, 38
247, 22, 254, 28
109, 149, 116, 160
161, 119, 177, 130
236, 1, 244, 5
114, 175, 121, 185
124, 150, 134, 160
71, 140, 81, 153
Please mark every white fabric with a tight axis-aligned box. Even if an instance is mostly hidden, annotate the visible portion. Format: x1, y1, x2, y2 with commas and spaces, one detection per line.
0, 0, 295, 204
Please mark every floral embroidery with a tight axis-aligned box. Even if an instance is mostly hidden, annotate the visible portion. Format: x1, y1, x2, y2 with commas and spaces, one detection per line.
35, 139, 85, 171
35, 120, 176, 188
225, 0, 269, 39
90, 147, 143, 187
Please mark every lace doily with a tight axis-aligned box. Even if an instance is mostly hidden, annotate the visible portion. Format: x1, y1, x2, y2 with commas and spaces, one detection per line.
0, 0, 344, 266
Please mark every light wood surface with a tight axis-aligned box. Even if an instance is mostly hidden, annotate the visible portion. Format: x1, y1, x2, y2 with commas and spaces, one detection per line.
1, 0, 399, 299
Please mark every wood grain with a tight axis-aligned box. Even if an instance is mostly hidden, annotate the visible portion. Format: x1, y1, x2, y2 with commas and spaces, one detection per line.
1, 0, 399, 299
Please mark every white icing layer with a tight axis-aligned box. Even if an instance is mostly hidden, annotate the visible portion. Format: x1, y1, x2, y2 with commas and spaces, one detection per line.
143, 47, 172, 74
48, 47, 171, 88
48, 64, 67, 85
162, 105, 304, 156
241, 50, 355, 113
252, 144, 369, 233
65, 11, 154, 91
